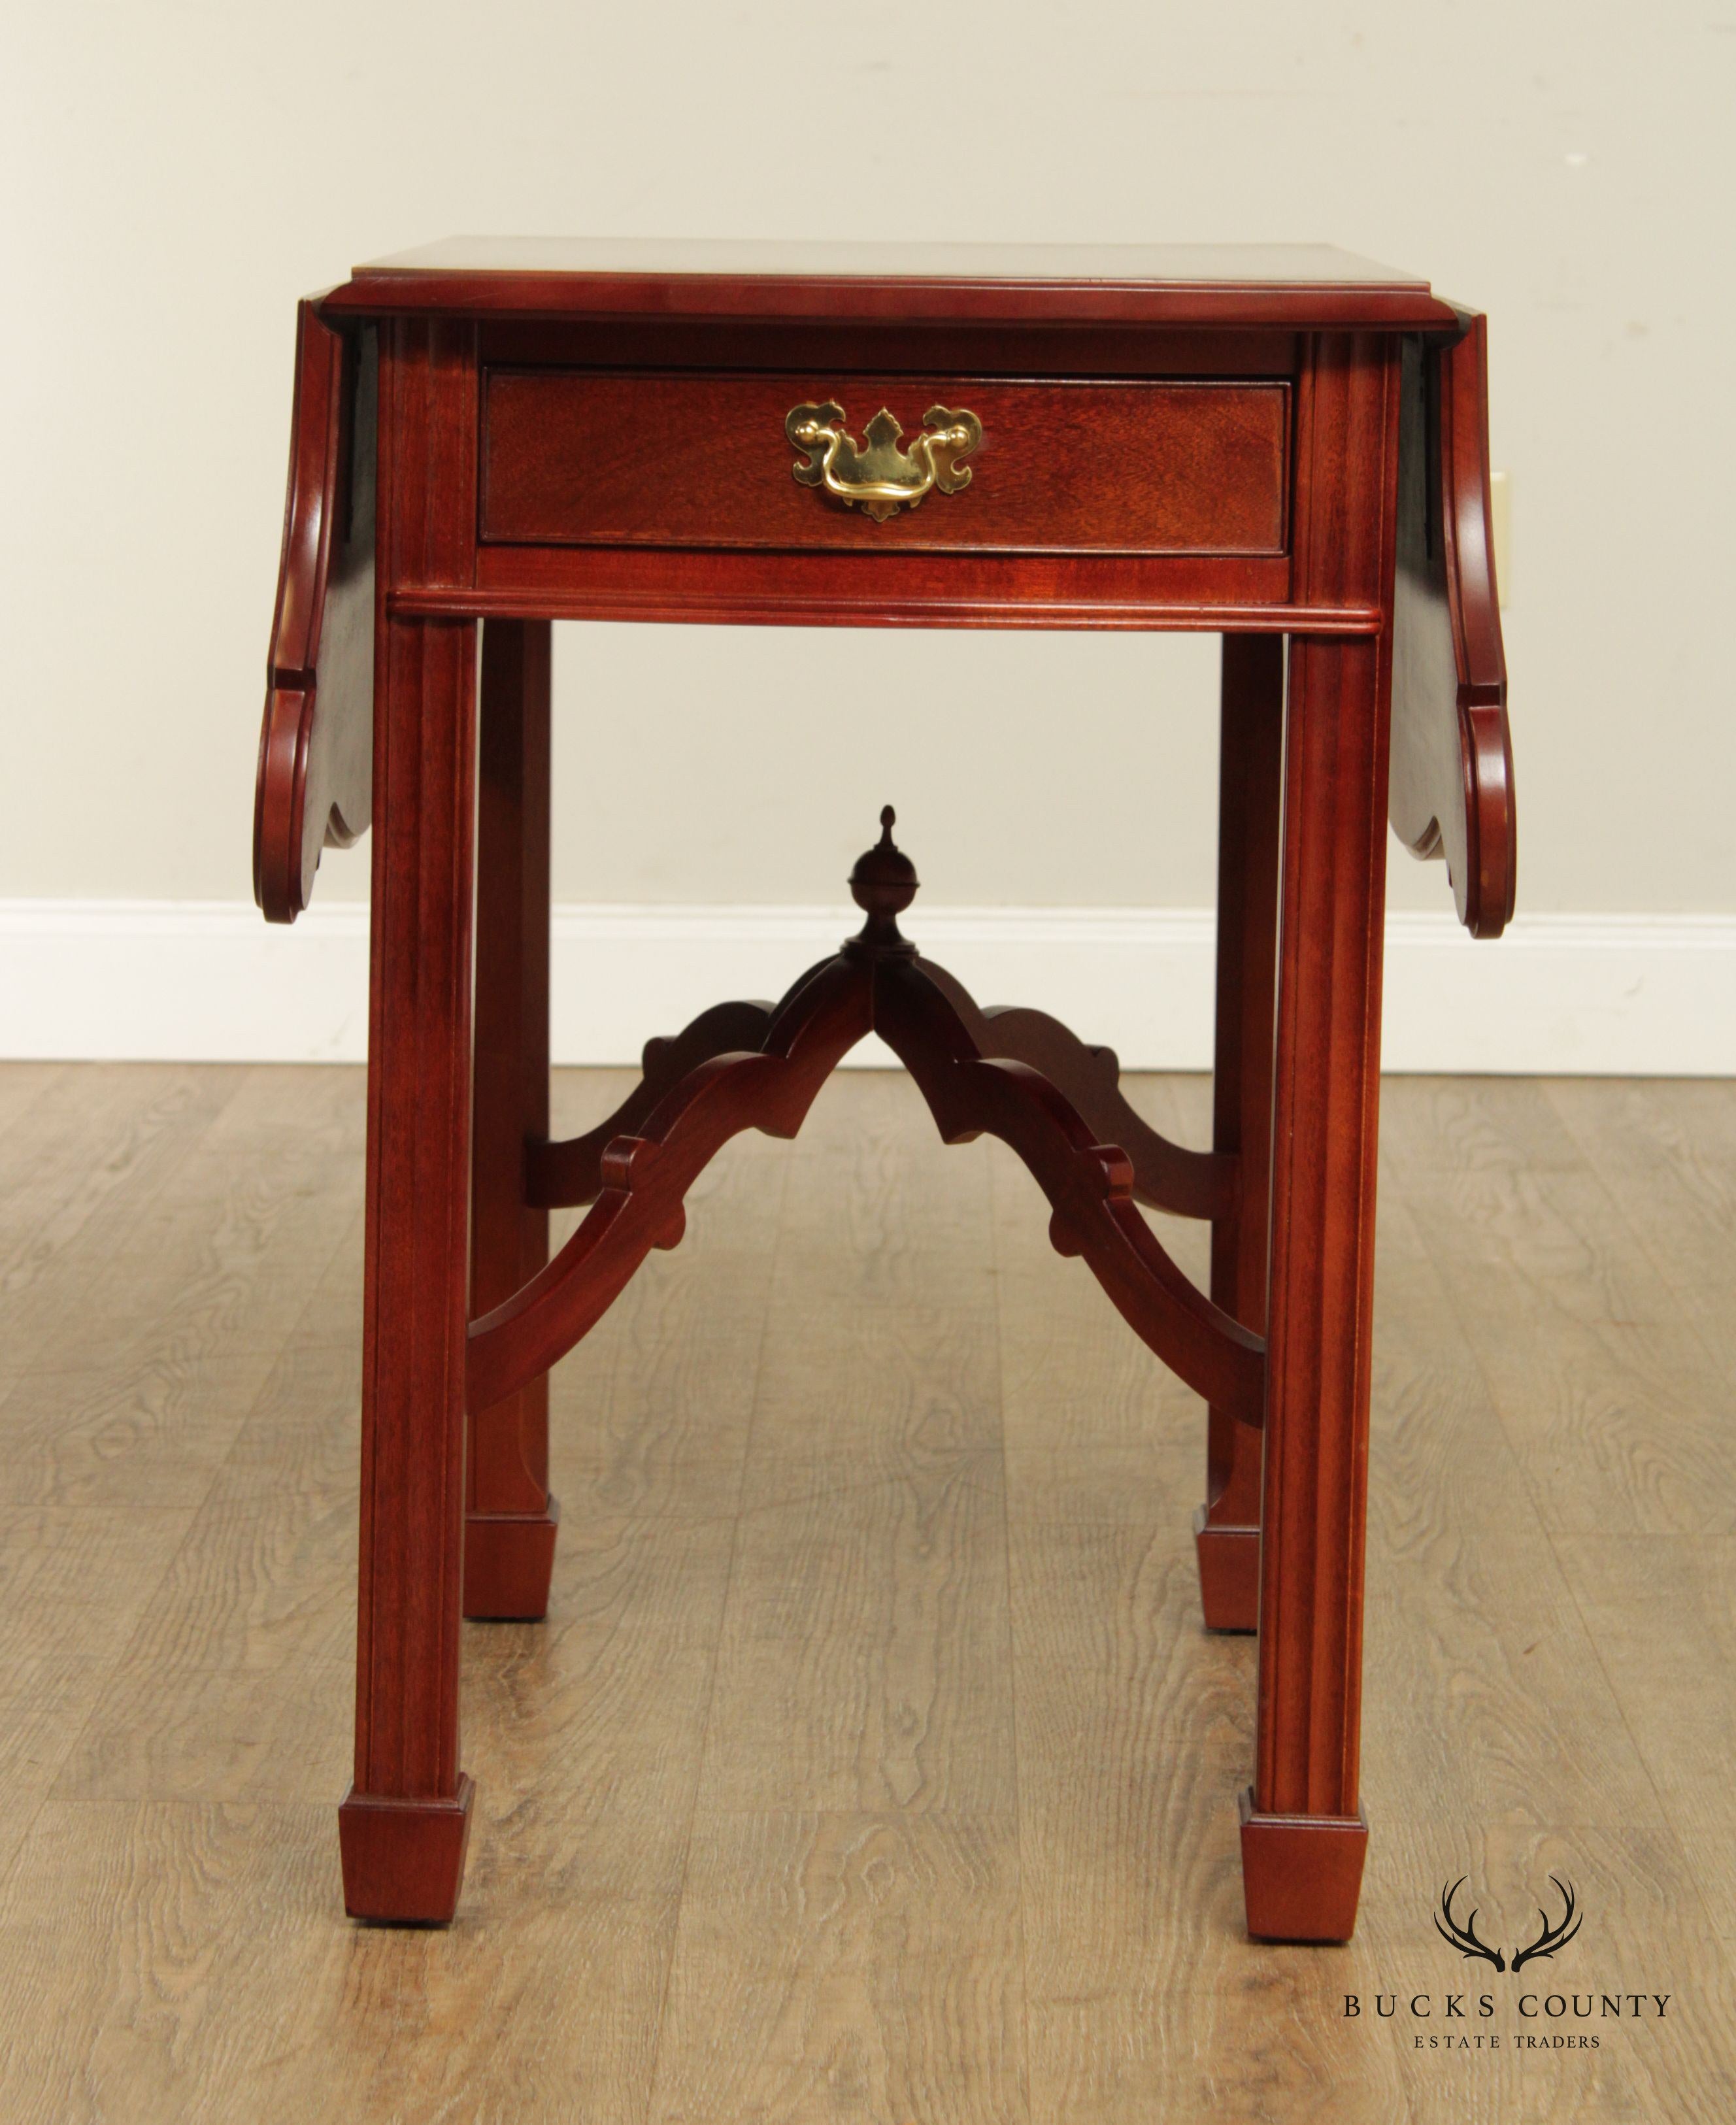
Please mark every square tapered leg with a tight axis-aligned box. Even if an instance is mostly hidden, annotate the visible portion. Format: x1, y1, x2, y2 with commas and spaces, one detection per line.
342, 570, 480, 1920
1197, 633, 1284, 1631
1242, 629, 1389, 1943
466, 616, 558, 1621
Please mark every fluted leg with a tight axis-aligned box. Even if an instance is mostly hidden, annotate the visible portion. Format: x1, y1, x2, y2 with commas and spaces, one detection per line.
465, 618, 559, 1620
339, 613, 479, 1923
1240, 633, 1388, 1943
1195, 633, 1283, 1631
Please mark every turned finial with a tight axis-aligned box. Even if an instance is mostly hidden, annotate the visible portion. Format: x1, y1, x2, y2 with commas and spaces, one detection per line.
848, 804, 920, 952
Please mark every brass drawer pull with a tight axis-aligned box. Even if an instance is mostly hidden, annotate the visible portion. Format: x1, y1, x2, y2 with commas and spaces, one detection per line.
786, 401, 982, 522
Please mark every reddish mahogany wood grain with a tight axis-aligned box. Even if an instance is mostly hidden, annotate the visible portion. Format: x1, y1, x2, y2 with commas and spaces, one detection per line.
465, 617, 559, 1622
526, 995, 799, 1210
1196, 632, 1284, 1633
524, 973, 1234, 1226
258, 265, 1511, 946
1246, 336, 1398, 1943
467, 958, 874, 1413
471, 941, 1265, 1428
407, 554, 1359, 633
1239, 1792, 1369, 1944
254, 302, 376, 923
482, 371, 1288, 556
243, 245, 1522, 1945
875, 959, 1265, 1424
341, 318, 482, 1926
912, 961, 1232, 1222
321, 237, 1460, 331
522, 958, 1229, 1233
478, 317, 1299, 378
337, 1781, 475, 1926
1390, 314, 1516, 937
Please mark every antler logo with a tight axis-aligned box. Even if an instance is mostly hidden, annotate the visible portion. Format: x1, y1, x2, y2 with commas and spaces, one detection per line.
1435, 1879, 1505, 1971
1511, 1877, 1582, 1972
1434, 1875, 1581, 1975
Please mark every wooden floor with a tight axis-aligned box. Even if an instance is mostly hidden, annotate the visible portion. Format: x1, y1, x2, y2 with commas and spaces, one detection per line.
0, 1062, 1732, 2122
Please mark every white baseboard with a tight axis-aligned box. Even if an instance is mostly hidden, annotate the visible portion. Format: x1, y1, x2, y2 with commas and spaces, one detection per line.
0, 899, 1730, 1075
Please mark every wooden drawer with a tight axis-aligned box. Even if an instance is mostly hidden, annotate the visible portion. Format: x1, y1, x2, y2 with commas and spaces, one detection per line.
480, 369, 1289, 556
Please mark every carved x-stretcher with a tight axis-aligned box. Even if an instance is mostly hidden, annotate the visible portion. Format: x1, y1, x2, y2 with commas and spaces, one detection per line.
254, 239, 1514, 1944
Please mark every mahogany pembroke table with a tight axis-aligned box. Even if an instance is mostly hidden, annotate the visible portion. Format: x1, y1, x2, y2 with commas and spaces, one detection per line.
252, 239, 1515, 1941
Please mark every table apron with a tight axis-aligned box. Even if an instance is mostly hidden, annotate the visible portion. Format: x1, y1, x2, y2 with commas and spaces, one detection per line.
388, 576, 1383, 635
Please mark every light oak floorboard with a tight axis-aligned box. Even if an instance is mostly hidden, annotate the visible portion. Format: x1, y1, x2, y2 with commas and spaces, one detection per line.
695, 1075, 1016, 1825
0, 1064, 1731, 2123
1553, 1533, 1736, 1937
650, 1811, 1029, 2125
547, 1086, 790, 1526
1544, 1077, 1736, 1394
1380, 1079, 1736, 1534
0, 1063, 243, 1391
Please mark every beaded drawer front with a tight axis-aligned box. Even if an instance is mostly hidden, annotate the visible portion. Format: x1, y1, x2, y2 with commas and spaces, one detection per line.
479, 368, 1290, 556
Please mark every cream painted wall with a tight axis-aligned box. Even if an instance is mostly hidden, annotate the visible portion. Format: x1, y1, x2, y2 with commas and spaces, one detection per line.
5, 2, 1731, 920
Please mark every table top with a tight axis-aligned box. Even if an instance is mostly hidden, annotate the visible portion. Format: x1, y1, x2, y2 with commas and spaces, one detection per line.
264, 251, 1511, 939
323, 237, 1461, 329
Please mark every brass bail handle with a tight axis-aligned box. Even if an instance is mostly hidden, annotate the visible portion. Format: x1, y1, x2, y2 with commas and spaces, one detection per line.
786, 401, 983, 522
